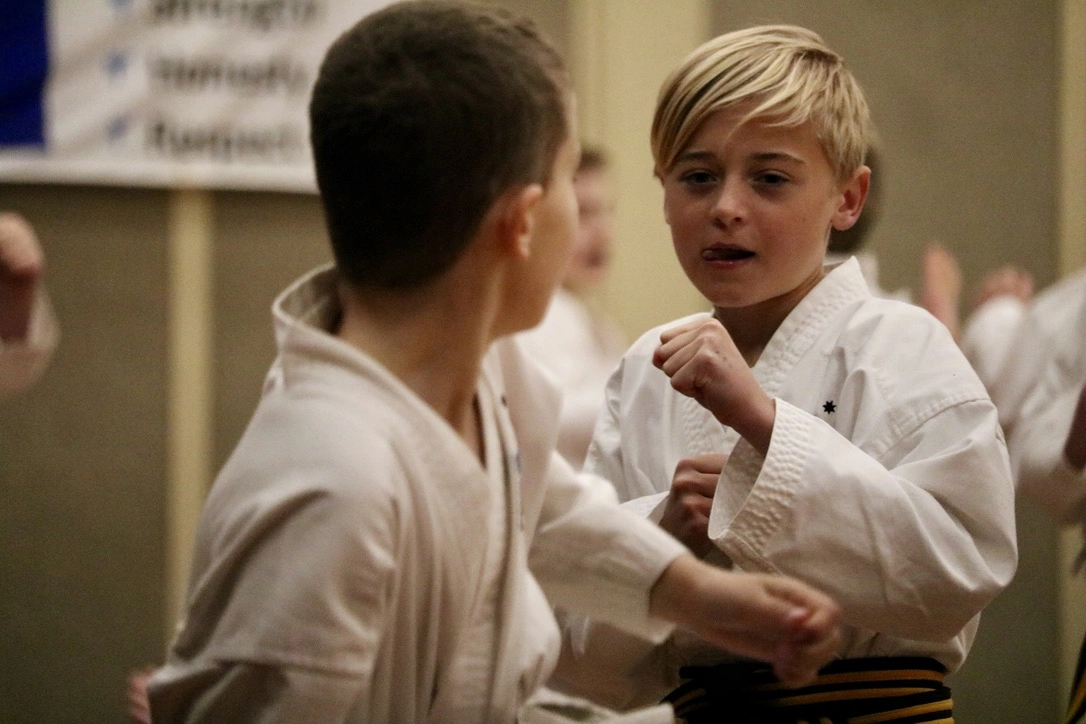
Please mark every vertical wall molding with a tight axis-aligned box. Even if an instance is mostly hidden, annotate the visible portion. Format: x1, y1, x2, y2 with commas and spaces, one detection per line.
164, 188, 215, 644
1060, 0, 1086, 276
566, 0, 711, 339
1059, 0, 1086, 706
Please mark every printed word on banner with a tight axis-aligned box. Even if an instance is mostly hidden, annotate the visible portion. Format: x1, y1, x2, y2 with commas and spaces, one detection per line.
0, 0, 394, 192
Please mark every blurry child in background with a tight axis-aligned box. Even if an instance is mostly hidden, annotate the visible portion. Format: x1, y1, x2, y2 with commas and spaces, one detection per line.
519, 147, 627, 469
1004, 267, 1086, 724
826, 148, 966, 339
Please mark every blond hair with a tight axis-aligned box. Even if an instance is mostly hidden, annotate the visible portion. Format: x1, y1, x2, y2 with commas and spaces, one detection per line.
651, 25, 872, 180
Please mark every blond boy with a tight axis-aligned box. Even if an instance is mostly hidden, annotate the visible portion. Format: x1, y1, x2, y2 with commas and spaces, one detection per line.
563, 25, 1017, 723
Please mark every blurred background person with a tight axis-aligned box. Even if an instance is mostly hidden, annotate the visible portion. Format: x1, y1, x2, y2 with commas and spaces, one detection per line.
0, 212, 57, 397
1005, 266, 1086, 723
519, 146, 626, 470
958, 263, 1035, 413
827, 148, 964, 339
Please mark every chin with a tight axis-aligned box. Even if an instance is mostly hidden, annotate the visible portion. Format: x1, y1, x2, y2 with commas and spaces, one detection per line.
509, 304, 550, 335
704, 289, 770, 311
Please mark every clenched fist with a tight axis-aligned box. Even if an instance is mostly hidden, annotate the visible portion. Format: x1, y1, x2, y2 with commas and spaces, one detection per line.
654, 317, 776, 453
659, 455, 726, 557
650, 554, 842, 687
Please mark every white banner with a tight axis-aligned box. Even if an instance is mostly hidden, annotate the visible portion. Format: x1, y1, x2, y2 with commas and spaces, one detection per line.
0, 0, 395, 192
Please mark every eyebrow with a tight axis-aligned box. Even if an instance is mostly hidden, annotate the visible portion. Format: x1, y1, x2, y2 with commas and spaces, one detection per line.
749, 151, 806, 165
672, 149, 807, 166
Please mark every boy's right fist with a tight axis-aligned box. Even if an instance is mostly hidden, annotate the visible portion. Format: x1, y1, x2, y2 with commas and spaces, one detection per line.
650, 554, 841, 687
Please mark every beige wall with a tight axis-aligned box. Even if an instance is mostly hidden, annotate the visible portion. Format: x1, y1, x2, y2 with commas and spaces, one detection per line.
0, 186, 171, 721
0, 1, 1080, 720
568, 0, 711, 339
1059, 0, 1086, 710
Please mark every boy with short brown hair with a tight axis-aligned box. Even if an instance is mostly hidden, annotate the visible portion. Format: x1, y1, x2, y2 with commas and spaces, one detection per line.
146, 5, 841, 722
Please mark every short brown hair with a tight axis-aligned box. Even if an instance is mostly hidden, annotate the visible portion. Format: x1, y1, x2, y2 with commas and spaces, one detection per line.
309, 0, 570, 288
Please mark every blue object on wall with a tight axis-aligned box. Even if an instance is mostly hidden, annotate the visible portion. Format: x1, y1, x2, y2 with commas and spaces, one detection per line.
0, 0, 49, 148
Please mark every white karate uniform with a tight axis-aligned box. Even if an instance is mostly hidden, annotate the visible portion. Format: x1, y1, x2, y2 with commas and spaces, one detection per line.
824, 250, 911, 303
1011, 268, 1086, 546
575, 258, 1017, 703
148, 266, 685, 723
518, 287, 626, 469
0, 287, 57, 397
968, 269, 1086, 432
959, 295, 1026, 391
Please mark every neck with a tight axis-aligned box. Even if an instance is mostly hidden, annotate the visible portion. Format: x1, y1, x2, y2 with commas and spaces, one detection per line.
335, 272, 501, 446
713, 266, 824, 366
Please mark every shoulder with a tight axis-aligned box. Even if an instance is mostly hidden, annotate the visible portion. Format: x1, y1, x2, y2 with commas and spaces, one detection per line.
845, 295, 947, 343
838, 296, 989, 401
213, 389, 411, 520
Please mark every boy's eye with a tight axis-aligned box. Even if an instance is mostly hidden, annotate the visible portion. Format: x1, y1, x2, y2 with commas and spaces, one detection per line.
678, 170, 717, 186
754, 171, 789, 187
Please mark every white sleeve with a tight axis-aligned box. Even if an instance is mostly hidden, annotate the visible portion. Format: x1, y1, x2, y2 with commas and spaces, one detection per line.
149, 472, 399, 722
528, 450, 685, 641
1012, 359, 1086, 525
987, 304, 1056, 432
710, 397, 1017, 642
959, 295, 1025, 391
585, 353, 669, 515
0, 287, 58, 397
148, 662, 364, 724
542, 456, 681, 711
1012, 385, 1086, 525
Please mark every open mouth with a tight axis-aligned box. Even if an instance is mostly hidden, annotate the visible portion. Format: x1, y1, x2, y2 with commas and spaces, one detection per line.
702, 246, 755, 262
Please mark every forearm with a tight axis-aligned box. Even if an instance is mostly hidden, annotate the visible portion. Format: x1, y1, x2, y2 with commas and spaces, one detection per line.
531, 453, 685, 636
729, 392, 776, 457
0, 288, 58, 397
647, 553, 704, 623
714, 399, 1017, 640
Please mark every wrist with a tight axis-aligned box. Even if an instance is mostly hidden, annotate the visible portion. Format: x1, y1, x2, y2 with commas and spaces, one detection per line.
649, 553, 704, 626
728, 393, 776, 456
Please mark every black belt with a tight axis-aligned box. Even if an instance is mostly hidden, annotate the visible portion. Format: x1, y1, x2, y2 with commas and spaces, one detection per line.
663, 656, 952, 723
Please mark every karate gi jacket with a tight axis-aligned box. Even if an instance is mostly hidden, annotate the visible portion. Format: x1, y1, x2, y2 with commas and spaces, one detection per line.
148, 266, 685, 723
578, 258, 1017, 700
963, 270, 1086, 433
519, 287, 626, 469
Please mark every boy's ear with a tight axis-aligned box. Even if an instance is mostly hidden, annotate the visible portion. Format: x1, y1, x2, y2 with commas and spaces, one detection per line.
498, 183, 545, 258
831, 165, 871, 232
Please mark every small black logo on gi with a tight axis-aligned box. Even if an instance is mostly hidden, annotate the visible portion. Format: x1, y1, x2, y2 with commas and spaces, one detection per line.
822, 400, 836, 414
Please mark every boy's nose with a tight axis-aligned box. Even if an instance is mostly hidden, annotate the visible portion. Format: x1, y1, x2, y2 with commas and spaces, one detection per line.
711, 182, 745, 228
